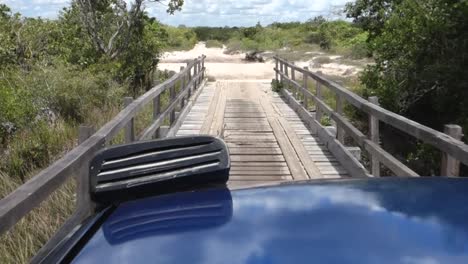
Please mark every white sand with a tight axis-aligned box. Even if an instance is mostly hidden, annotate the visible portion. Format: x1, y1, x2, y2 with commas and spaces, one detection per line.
160, 42, 275, 80
159, 42, 365, 80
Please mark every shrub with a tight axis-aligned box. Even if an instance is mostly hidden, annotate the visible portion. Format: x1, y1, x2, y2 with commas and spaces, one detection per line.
271, 79, 283, 92
205, 40, 223, 48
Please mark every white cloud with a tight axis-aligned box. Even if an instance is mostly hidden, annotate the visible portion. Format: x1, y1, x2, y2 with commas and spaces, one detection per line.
3, 0, 352, 25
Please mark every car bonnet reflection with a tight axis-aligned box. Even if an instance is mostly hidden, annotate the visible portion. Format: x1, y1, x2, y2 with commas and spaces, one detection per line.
73, 181, 468, 264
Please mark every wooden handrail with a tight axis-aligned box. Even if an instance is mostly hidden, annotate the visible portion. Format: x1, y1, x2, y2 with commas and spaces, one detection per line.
274, 55, 468, 176
0, 55, 206, 236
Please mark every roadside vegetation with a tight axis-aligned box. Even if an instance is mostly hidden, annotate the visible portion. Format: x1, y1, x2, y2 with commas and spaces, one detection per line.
346, 0, 468, 174
0, 1, 184, 262
193, 17, 369, 60
1, 0, 468, 262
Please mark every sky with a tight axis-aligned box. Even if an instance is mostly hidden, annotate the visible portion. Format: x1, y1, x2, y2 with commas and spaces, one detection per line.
1, 0, 352, 27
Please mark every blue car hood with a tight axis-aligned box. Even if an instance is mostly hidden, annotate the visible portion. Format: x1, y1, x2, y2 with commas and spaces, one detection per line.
72, 178, 468, 264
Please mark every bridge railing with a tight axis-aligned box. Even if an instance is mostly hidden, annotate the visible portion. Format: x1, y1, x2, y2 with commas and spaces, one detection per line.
0, 56, 206, 242
274, 56, 468, 177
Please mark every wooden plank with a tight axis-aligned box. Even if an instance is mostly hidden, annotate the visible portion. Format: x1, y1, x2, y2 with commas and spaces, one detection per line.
230, 155, 286, 162
281, 88, 369, 178
200, 83, 222, 135
231, 161, 288, 167
140, 70, 202, 140
168, 79, 207, 137
227, 142, 280, 148
225, 113, 266, 118
230, 170, 291, 176
229, 176, 291, 181
209, 85, 227, 136
259, 97, 309, 180
224, 124, 271, 130
229, 147, 282, 155
278, 118, 323, 179
230, 166, 290, 172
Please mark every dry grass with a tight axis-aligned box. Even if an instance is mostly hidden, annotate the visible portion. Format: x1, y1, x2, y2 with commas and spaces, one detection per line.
0, 171, 76, 263
0, 81, 180, 263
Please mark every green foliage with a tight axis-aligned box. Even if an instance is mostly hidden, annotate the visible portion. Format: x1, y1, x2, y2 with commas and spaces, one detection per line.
163, 25, 197, 51
193, 18, 368, 58
348, 0, 468, 174
205, 39, 223, 48
1, 121, 75, 181
271, 79, 283, 92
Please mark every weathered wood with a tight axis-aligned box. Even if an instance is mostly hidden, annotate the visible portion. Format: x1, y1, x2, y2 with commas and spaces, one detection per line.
336, 94, 345, 144
231, 161, 288, 167
230, 155, 286, 162
277, 118, 323, 178
76, 125, 95, 214
303, 67, 309, 109
260, 97, 309, 180
229, 176, 291, 181
167, 79, 207, 137
180, 66, 187, 107
291, 62, 296, 98
200, 83, 222, 135
123, 97, 135, 143
441, 125, 463, 176
169, 85, 176, 125
153, 94, 161, 138
0, 135, 105, 235
140, 69, 203, 140
275, 56, 468, 167
316, 80, 323, 123
275, 56, 279, 82
193, 60, 199, 90
0, 56, 207, 237
281, 88, 369, 178
369, 96, 380, 177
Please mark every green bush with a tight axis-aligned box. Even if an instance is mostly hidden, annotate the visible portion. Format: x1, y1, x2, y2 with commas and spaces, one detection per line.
271, 79, 283, 92
205, 39, 223, 48
1, 120, 75, 181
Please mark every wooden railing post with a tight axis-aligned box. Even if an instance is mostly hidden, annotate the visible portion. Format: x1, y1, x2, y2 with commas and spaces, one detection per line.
336, 94, 346, 144
369, 96, 380, 176
123, 97, 135, 143
303, 67, 309, 110
291, 62, 296, 98
280, 61, 284, 84
194, 60, 199, 90
180, 66, 186, 108
186, 61, 192, 82
275, 57, 279, 83
201, 54, 205, 79
285, 63, 289, 91
153, 94, 161, 138
315, 79, 323, 122
76, 125, 94, 212
170, 84, 176, 125
441, 124, 463, 176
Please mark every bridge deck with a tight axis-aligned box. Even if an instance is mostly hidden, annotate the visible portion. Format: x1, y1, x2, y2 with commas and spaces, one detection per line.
176, 80, 348, 186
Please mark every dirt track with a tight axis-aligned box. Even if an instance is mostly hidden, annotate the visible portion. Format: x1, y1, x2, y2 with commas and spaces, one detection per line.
159, 42, 366, 80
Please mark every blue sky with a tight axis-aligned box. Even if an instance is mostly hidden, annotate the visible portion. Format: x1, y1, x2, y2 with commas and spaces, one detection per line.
2, 0, 352, 26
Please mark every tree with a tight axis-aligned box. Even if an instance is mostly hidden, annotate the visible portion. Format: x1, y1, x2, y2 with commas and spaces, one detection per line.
345, 0, 402, 40
348, 0, 468, 173
75, 0, 183, 59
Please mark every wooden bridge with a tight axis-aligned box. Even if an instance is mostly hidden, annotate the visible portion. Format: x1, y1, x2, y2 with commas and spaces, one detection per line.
2, 55, 468, 259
